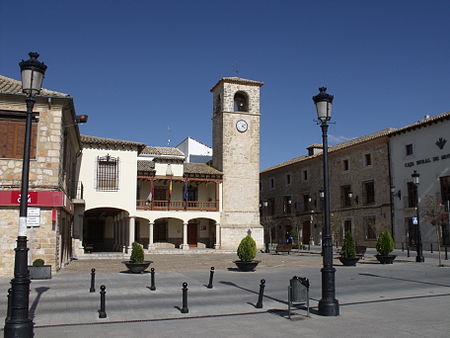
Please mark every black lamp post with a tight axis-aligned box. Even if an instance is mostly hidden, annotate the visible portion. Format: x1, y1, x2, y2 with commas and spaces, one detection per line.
313, 87, 339, 316
411, 170, 424, 262
4, 52, 47, 338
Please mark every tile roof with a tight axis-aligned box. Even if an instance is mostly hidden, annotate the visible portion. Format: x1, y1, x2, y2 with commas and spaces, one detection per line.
389, 111, 450, 136
210, 77, 264, 92
183, 163, 222, 175
81, 134, 147, 152
0, 75, 70, 98
141, 146, 185, 157
262, 128, 395, 173
137, 160, 155, 172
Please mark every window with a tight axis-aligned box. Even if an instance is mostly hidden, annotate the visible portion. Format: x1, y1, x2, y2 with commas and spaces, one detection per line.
303, 194, 311, 211
440, 176, 450, 204
344, 219, 352, 235
405, 144, 413, 156
96, 155, 119, 191
407, 182, 417, 208
363, 180, 375, 204
364, 216, 377, 240
283, 196, 292, 214
0, 114, 37, 159
268, 198, 275, 215
343, 159, 349, 171
302, 169, 308, 181
270, 178, 275, 189
341, 185, 352, 207
365, 153, 372, 166
286, 174, 291, 185
233, 91, 248, 112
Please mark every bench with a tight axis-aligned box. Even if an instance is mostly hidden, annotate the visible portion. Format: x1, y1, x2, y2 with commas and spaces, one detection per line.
275, 243, 293, 254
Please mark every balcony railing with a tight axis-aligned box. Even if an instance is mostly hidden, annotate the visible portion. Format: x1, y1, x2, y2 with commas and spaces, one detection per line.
136, 200, 218, 211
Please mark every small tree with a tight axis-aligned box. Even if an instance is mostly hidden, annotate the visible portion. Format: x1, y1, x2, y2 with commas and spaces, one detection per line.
130, 242, 144, 263
341, 232, 356, 258
237, 235, 257, 262
32, 258, 45, 267
376, 231, 395, 256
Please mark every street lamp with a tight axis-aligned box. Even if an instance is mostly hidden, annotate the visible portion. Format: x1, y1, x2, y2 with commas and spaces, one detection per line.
313, 87, 339, 316
4, 52, 47, 338
411, 170, 424, 262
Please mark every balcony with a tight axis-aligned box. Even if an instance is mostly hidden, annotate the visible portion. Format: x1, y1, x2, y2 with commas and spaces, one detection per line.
136, 200, 219, 211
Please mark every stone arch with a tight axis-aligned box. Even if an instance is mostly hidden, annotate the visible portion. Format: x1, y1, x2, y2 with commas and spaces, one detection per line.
234, 91, 249, 112
187, 217, 217, 248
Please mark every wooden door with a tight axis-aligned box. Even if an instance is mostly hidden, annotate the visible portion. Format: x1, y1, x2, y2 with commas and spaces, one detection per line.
188, 223, 198, 247
302, 221, 311, 244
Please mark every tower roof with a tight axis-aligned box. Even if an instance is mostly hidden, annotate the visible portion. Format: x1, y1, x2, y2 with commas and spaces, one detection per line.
210, 77, 264, 92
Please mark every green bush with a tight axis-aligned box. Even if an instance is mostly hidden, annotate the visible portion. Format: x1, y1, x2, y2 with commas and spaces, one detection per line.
32, 258, 45, 267
130, 242, 144, 263
376, 231, 395, 256
341, 232, 356, 258
237, 235, 257, 262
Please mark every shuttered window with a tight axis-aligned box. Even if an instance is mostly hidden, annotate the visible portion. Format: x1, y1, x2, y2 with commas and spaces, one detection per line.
0, 118, 37, 159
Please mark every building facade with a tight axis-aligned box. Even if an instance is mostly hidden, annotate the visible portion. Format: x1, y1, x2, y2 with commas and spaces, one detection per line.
0, 75, 82, 278
389, 112, 450, 249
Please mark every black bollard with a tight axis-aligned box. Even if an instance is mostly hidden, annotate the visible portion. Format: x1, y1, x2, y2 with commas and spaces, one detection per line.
90, 268, 96, 293
407, 246, 410, 257
255, 279, 266, 309
181, 282, 189, 313
207, 267, 215, 289
445, 247, 448, 260
6, 288, 11, 323
150, 268, 156, 291
99, 285, 107, 318
430, 243, 433, 253
402, 242, 404, 252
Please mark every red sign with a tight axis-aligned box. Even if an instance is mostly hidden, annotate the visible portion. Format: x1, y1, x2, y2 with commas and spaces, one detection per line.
10, 191, 38, 205
0, 191, 71, 213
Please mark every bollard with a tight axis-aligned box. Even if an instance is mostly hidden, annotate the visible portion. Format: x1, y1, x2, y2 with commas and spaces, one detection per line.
407, 246, 410, 257
99, 285, 107, 318
207, 267, 215, 289
402, 242, 404, 252
181, 282, 189, 313
255, 279, 266, 309
90, 268, 96, 293
150, 268, 156, 291
6, 288, 11, 323
430, 243, 433, 253
445, 247, 448, 260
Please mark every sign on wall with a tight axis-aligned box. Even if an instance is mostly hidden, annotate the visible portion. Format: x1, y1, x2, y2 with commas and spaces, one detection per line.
27, 207, 40, 227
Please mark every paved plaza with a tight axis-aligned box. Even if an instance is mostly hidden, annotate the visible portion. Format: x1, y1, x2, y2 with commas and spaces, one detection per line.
1, 248, 449, 337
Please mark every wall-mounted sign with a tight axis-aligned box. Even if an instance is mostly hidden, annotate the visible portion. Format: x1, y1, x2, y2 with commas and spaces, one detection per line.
27, 207, 40, 227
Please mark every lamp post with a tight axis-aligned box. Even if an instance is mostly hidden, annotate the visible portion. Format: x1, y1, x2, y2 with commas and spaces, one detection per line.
313, 87, 339, 316
411, 170, 424, 262
4, 52, 47, 338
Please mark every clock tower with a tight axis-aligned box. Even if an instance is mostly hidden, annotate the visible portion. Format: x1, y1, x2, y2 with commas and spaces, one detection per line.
210, 77, 264, 250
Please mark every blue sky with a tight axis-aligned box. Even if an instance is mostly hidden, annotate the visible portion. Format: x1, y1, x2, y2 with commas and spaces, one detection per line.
1, 0, 449, 170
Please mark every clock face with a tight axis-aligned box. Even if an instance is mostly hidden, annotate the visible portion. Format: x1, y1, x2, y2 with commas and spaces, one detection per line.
236, 119, 248, 133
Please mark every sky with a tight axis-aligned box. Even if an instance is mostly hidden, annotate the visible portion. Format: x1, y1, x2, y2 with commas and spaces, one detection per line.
1, 0, 449, 170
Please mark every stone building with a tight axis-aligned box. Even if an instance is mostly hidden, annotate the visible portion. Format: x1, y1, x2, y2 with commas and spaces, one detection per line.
0, 75, 83, 278
260, 129, 394, 248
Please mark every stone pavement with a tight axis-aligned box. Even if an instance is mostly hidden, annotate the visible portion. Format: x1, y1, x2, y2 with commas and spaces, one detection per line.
1, 248, 449, 337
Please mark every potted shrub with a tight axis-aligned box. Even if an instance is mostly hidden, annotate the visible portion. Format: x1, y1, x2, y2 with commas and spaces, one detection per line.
28, 258, 52, 280
233, 235, 260, 271
122, 242, 152, 273
375, 231, 396, 264
338, 232, 360, 266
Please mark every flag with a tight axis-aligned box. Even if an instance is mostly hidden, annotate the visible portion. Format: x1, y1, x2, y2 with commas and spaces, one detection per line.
184, 181, 189, 201
147, 180, 154, 202
169, 180, 173, 198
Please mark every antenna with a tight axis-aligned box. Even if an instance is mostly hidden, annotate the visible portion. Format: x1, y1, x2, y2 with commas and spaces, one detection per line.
232, 63, 240, 76
167, 126, 171, 146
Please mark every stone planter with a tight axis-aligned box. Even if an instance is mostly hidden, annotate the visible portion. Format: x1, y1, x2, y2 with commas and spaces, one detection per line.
233, 260, 260, 271
338, 256, 360, 266
122, 261, 152, 273
375, 255, 396, 264
28, 265, 52, 280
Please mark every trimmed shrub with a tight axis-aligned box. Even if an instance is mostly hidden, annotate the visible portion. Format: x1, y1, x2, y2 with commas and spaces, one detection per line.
32, 258, 45, 267
376, 231, 395, 256
237, 235, 257, 262
130, 242, 145, 263
341, 232, 356, 258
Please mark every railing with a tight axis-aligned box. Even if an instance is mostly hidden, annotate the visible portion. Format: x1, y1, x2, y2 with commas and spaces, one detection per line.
136, 200, 218, 211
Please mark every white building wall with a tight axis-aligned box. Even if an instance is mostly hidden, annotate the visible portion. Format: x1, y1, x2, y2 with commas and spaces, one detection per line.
390, 116, 450, 247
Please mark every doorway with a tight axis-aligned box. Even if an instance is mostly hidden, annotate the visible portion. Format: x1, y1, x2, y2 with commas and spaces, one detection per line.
188, 223, 198, 247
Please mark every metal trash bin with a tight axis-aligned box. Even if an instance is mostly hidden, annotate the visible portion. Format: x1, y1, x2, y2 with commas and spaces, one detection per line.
288, 276, 310, 319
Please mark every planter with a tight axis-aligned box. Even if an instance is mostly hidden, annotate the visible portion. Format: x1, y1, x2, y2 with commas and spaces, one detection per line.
375, 255, 396, 264
233, 260, 260, 271
28, 265, 52, 280
338, 256, 360, 266
122, 261, 152, 273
